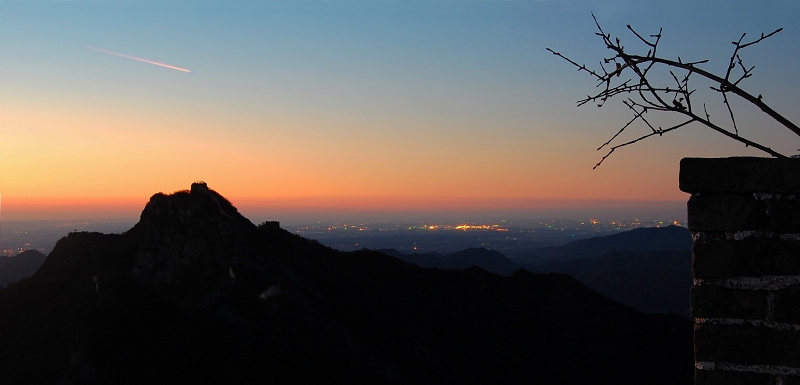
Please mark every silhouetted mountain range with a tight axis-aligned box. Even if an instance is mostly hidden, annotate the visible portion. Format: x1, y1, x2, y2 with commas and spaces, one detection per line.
379, 227, 692, 316
378, 247, 521, 275
0, 250, 47, 287
539, 249, 692, 317
515, 225, 691, 265
0, 183, 692, 384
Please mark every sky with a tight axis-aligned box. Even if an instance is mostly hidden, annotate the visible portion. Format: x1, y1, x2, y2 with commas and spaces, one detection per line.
1, 0, 799, 224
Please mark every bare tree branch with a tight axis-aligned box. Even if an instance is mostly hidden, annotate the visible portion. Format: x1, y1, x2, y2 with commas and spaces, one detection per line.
545, 48, 604, 81
594, 120, 692, 169
546, 17, 796, 167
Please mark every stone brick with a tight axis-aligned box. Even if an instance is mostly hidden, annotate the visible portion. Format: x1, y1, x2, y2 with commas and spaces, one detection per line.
694, 369, 774, 385
687, 194, 768, 232
765, 199, 800, 231
774, 284, 800, 324
680, 157, 800, 194
695, 323, 800, 366
693, 239, 800, 279
688, 194, 800, 232
691, 286, 767, 320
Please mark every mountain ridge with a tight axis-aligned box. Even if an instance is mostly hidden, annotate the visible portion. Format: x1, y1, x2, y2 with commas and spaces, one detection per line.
0, 183, 693, 384
514, 224, 692, 265
0, 250, 48, 287
539, 249, 692, 317
378, 247, 521, 275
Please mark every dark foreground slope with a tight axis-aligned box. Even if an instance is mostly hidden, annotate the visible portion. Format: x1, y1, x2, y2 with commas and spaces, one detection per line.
0, 184, 693, 385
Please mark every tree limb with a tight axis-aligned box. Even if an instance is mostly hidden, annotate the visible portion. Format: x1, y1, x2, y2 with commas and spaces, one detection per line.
546, 17, 796, 168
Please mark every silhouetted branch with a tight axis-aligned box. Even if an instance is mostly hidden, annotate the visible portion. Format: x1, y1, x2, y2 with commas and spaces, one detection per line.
723, 90, 738, 135
545, 48, 604, 81
547, 16, 796, 167
594, 120, 692, 169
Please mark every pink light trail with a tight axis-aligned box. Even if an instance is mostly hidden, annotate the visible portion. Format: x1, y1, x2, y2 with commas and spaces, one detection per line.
86, 46, 193, 73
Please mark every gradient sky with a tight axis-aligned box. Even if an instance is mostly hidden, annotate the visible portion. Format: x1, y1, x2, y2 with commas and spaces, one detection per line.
2, 0, 799, 223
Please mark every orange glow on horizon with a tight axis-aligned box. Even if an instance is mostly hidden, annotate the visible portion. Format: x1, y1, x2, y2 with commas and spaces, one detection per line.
1, 197, 144, 220
1, 92, 691, 222
0, 192, 687, 221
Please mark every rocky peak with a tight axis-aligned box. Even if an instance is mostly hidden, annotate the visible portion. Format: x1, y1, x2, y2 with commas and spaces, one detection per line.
131, 183, 259, 291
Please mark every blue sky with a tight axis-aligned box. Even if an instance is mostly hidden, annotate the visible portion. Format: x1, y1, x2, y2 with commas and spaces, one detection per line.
1, 0, 799, 222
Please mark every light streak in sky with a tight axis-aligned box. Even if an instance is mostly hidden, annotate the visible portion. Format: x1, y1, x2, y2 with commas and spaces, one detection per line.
86, 46, 193, 73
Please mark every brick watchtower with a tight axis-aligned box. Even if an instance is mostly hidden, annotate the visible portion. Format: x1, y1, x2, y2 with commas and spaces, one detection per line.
681, 157, 800, 385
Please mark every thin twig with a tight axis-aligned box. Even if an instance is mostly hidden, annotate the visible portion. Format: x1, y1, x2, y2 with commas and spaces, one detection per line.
594, 120, 694, 169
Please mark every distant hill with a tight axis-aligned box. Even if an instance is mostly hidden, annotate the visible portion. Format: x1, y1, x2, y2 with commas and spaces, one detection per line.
383, 243, 692, 317
539, 249, 692, 317
0, 250, 47, 287
515, 225, 691, 265
379, 247, 522, 275
377, 226, 692, 317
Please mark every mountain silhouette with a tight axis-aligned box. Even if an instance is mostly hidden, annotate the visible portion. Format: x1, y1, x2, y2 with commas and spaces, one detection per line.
539, 249, 692, 317
516, 224, 692, 265
384, 240, 690, 317
378, 247, 522, 275
0, 183, 692, 384
0, 249, 48, 287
